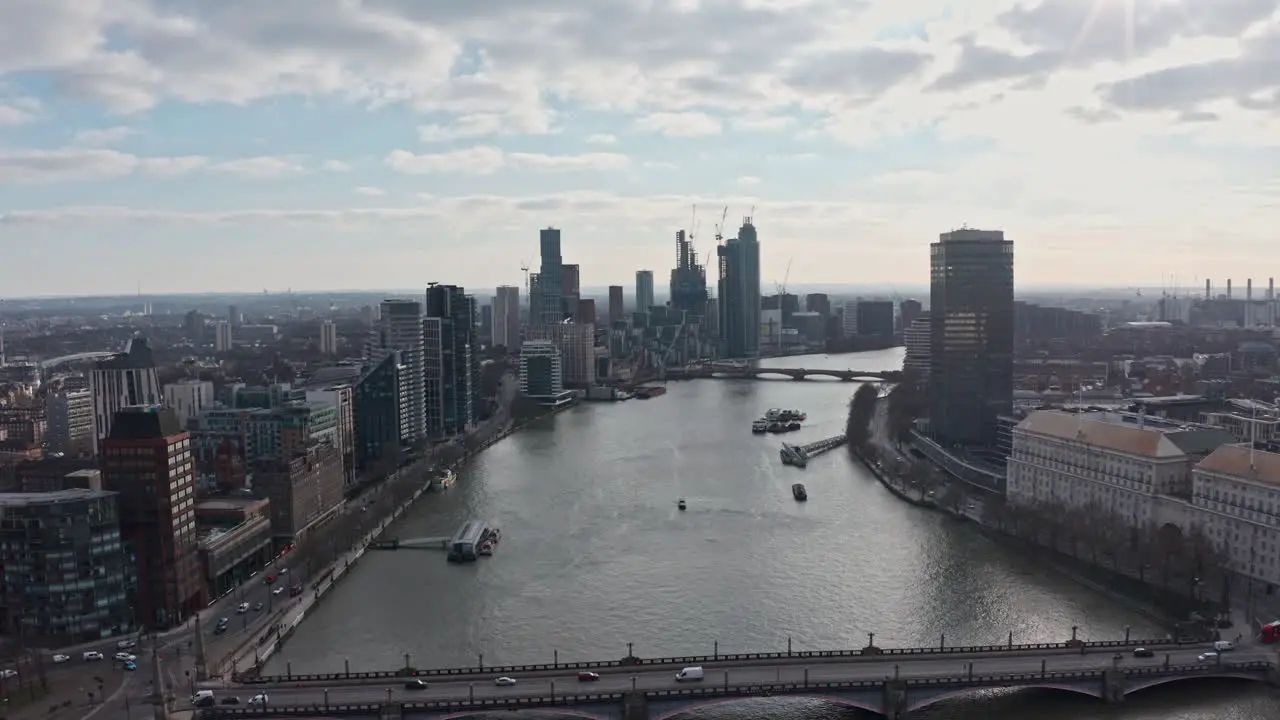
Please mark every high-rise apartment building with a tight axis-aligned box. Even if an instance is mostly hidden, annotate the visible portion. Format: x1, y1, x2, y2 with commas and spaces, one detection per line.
45, 388, 94, 456
319, 320, 338, 355
608, 286, 625, 327
100, 406, 204, 629
492, 286, 521, 350
717, 217, 761, 358
253, 443, 344, 546
561, 263, 581, 318
928, 228, 1014, 447
903, 312, 931, 378
214, 320, 233, 352
424, 284, 477, 440
899, 299, 923, 331
354, 351, 405, 471
164, 379, 215, 429
518, 340, 564, 399
89, 337, 162, 455
635, 270, 655, 313
370, 300, 425, 442
536, 228, 564, 325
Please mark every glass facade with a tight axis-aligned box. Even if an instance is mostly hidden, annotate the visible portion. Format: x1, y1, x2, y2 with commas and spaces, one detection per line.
928, 229, 1015, 448
0, 489, 133, 643
354, 351, 403, 470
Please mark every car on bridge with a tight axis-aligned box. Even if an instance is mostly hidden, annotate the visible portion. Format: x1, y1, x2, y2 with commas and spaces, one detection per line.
577, 671, 600, 681
403, 679, 429, 690
494, 676, 517, 686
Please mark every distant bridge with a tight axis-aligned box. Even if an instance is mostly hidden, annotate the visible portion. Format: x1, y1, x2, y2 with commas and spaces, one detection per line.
667, 366, 902, 383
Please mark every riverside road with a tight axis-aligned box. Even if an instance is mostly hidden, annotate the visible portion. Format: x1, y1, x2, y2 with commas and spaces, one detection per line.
264, 348, 1280, 720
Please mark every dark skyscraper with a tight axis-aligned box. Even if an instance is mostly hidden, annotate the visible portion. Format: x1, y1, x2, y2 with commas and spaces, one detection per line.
717, 218, 761, 358
608, 286, 625, 327
928, 229, 1014, 448
669, 230, 708, 321
424, 284, 478, 440
537, 228, 564, 326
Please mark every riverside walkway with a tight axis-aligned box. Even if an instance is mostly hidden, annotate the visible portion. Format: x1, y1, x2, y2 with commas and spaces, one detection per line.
196, 643, 1276, 719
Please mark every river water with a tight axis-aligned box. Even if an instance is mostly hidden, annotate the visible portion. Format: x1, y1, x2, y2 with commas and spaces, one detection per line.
270, 348, 1277, 718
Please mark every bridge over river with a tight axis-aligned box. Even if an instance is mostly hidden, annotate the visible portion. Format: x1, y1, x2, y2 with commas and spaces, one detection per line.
665, 366, 903, 382
199, 652, 1275, 719
212, 638, 1278, 718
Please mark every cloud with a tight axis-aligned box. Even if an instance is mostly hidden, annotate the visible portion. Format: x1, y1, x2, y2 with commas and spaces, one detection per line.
354, 186, 386, 197
385, 147, 629, 175
72, 126, 138, 146
0, 105, 34, 126
418, 109, 555, 142
736, 176, 761, 187
323, 160, 352, 172
585, 133, 617, 145
731, 116, 794, 132
634, 112, 723, 137
210, 156, 306, 179
0, 148, 209, 184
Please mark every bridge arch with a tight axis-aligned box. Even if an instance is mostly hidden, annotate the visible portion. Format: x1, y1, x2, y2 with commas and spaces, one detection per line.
750, 369, 800, 379
434, 709, 612, 720
905, 683, 1103, 714
653, 694, 882, 720
1125, 673, 1267, 697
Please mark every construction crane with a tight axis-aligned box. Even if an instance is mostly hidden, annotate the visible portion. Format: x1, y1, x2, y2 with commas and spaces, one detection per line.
772, 258, 793, 352
715, 206, 728, 244
657, 309, 690, 382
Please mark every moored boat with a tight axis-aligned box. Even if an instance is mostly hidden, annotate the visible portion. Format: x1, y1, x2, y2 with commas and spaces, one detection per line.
792, 483, 808, 501
677, 498, 687, 511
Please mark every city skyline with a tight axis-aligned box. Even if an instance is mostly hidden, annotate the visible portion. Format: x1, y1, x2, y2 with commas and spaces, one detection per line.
1, 1, 1277, 297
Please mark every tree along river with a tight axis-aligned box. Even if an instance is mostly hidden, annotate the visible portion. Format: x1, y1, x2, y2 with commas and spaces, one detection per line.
270, 348, 1277, 719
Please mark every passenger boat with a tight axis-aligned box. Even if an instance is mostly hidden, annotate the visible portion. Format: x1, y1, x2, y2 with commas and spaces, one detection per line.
751, 419, 769, 434
677, 498, 687, 511
792, 483, 808, 501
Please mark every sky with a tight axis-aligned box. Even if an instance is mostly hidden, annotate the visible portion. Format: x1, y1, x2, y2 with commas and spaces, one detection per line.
0, 0, 1278, 298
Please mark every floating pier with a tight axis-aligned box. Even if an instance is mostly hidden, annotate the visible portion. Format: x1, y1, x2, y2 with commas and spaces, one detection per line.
780, 434, 848, 468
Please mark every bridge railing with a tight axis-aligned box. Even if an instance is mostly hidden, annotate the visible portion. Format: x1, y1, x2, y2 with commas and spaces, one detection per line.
200, 662, 1273, 718
236, 637, 1182, 684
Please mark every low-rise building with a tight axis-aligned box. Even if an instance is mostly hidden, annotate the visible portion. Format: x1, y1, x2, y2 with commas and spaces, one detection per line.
252, 443, 344, 548
195, 497, 274, 597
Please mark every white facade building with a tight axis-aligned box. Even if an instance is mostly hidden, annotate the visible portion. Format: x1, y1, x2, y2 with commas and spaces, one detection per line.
89, 338, 163, 455
527, 323, 595, 387
903, 313, 931, 378
370, 300, 426, 442
1008, 409, 1280, 598
164, 380, 215, 429
319, 320, 338, 355
214, 320, 233, 352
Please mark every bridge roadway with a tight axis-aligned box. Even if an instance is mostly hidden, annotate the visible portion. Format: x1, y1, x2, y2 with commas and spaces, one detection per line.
667, 366, 902, 382
196, 644, 1272, 707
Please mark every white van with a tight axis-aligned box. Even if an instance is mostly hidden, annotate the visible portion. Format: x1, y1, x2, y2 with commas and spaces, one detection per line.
1213, 640, 1235, 652
192, 690, 215, 707
675, 666, 704, 682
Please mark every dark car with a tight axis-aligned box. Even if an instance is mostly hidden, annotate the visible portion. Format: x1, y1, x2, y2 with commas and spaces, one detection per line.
220, 697, 241, 705
1132, 647, 1154, 658
404, 679, 429, 690
577, 672, 600, 681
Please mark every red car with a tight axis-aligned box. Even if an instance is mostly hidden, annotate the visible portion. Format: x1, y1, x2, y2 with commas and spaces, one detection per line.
264, 575, 276, 585
577, 672, 600, 682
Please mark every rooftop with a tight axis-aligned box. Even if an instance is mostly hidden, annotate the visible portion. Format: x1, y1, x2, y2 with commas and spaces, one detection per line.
1197, 445, 1280, 487
1017, 410, 1238, 459
0, 488, 115, 507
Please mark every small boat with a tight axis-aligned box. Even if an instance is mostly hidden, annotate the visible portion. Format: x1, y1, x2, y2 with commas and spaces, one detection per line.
751, 419, 768, 434
677, 498, 687, 511
787, 421, 801, 431
479, 542, 495, 556
792, 483, 808, 501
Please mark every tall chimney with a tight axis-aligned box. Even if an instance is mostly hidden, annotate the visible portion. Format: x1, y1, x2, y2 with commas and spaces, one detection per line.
1271, 278, 1277, 327
1205, 278, 1211, 299
1247, 279, 1254, 325
1227, 279, 1233, 299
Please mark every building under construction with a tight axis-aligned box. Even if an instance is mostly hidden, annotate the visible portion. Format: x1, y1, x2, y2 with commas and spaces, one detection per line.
669, 229, 708, 322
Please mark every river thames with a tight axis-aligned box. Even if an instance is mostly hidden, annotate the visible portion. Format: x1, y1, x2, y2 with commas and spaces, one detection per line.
270, 348, 1277, 719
